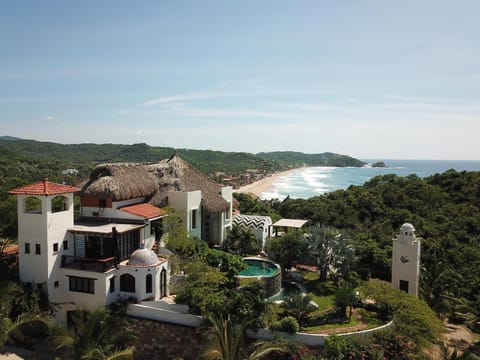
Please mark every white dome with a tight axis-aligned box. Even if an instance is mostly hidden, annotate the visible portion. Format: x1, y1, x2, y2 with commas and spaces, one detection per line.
127, 248, 159, 266
400, 223, 415, 232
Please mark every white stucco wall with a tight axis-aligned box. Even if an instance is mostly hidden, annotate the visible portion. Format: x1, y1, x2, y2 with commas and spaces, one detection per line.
391, 225, 421, 296
168, 191, 202, 238
117, 260, 169, 302
17, 194, 75, 303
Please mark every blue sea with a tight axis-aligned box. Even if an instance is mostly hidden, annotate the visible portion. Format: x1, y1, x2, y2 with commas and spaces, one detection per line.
261, 160, 480, 200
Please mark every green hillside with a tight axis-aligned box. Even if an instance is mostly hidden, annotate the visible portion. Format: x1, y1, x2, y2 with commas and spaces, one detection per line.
0, 137, 364, 177
258, 151, 365, 167
0, 137, 364, 238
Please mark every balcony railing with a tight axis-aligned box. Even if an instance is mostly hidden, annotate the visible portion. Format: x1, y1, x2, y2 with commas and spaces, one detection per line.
61, 255, 116, 273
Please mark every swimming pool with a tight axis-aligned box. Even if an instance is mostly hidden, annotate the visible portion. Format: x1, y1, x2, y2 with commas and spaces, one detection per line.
239, 258, 280, 277
238, 257, 282, 297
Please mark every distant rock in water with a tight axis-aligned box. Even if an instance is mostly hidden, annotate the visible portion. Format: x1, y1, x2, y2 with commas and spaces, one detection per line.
372, 161, 387, 168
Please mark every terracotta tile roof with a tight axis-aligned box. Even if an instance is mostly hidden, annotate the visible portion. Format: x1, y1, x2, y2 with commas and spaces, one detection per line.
3, 244, 18, 255
8, 179, 80, 195
120, 203, 167, 219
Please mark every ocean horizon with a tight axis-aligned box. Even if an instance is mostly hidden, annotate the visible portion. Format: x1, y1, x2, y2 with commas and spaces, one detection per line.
261, 159, 480, 200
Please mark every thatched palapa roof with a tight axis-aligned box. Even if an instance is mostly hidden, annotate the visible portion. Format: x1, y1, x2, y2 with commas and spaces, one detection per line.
80, 163, 158, 201
81, 154, 229, 214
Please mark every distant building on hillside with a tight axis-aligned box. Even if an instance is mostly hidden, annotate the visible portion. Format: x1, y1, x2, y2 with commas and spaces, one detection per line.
391, 223, 421, 296
62, 168, 79, 175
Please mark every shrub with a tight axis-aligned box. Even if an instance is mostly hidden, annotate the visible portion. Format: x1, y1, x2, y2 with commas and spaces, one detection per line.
323, 334, 347, 359
278, 316, 299, 334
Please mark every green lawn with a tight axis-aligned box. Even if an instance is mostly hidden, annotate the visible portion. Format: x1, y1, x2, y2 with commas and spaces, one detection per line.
306, 316, 361, 332
301, 271, 336, 314
272, 270, 388, 333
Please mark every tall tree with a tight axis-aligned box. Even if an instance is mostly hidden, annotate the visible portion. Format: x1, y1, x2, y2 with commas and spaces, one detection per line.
0, 281, 50, 347
266, 232, 305, 273
307, 225, 355, 282
201, 312, 284, 360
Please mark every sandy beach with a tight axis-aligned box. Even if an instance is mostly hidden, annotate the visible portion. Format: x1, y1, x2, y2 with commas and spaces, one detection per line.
234, 168, 300, 198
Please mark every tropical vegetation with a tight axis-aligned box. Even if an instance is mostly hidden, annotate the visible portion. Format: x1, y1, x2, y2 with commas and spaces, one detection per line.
51, 307, 137, 360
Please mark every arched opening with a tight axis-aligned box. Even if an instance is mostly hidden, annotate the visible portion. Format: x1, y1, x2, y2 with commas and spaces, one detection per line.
51, 195, 68, 213
146, 274, 152, 294
160, 268, 167, 298
120, 274, 135, 293
24, 196, 42, 214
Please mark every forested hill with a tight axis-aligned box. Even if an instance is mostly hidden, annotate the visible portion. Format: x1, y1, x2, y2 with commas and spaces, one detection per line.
258, 151, 365, 167
0, 137, 364, 176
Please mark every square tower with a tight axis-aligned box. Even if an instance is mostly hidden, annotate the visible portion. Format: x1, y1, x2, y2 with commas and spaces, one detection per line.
9, 179, 80, 302
391, 223, 421, 296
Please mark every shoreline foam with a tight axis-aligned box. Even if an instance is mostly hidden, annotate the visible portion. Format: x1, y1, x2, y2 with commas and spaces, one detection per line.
234, 168, 301, 198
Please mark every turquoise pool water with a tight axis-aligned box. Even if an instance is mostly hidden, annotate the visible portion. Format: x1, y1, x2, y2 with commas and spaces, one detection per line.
239, 259, 279, 277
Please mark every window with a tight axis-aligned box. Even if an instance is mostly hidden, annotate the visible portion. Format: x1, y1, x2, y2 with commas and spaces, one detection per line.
120, 274, 135, 293
24, 243, 30, 254
191, 209, 198, 229
150, 219, 163, 241
24, 196, 42, 214
160, 269, 167, 298
109, 277, 115, 293
51, 195, 67, 213
69, 276, 95, 294
146, 274, 152, 293
116, 232, 140, 261
399, 280, 409, 293
63, 240, 68, 250
35, 244, 41, 255
53, 243, 59, 253
54, 281, 59, 288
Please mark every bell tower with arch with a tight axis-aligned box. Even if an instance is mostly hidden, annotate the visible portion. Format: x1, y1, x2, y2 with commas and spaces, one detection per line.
391, 223, 421, 296
9, 179, 80, 302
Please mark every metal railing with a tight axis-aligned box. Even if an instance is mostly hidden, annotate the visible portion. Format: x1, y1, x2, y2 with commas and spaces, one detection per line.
61, 255, 116, 273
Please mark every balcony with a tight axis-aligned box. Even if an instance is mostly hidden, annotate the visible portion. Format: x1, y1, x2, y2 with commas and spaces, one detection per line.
61, 255, 116, 273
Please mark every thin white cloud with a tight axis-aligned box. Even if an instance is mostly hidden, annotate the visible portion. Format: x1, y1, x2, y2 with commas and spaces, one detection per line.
380, 102, 454, 111
270, 102, 329, 112
139, 89, 325, 107
43, 115, 56, 121
139, 92, 244, 107
0, 94, 128, 104
473, 74, 480, 79
164, 103, 294, 119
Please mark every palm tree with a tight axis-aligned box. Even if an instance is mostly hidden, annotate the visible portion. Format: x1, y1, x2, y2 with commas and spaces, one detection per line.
238, 228, 259, 256
51, 307, 137, 360
223, 225, 243, 253
0, 313, 50, 347
223, 226, 259, 256
307, 225, 354, 282
280, 293, 316, 330
201, 312, 284, 360
0, 281, 50, 347
420, 261, 463, 314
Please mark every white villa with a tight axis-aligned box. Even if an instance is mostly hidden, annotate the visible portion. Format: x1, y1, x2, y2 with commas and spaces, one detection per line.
9, 154, 233, 323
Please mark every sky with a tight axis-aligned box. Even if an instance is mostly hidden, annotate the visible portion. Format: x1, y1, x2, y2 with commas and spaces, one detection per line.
0, 1, 479, 160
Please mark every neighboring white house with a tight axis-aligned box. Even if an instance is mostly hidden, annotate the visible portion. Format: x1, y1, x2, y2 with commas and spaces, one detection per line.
391, 223, 421, 296
232, 214, 272, 250
80, 154, 233, 246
